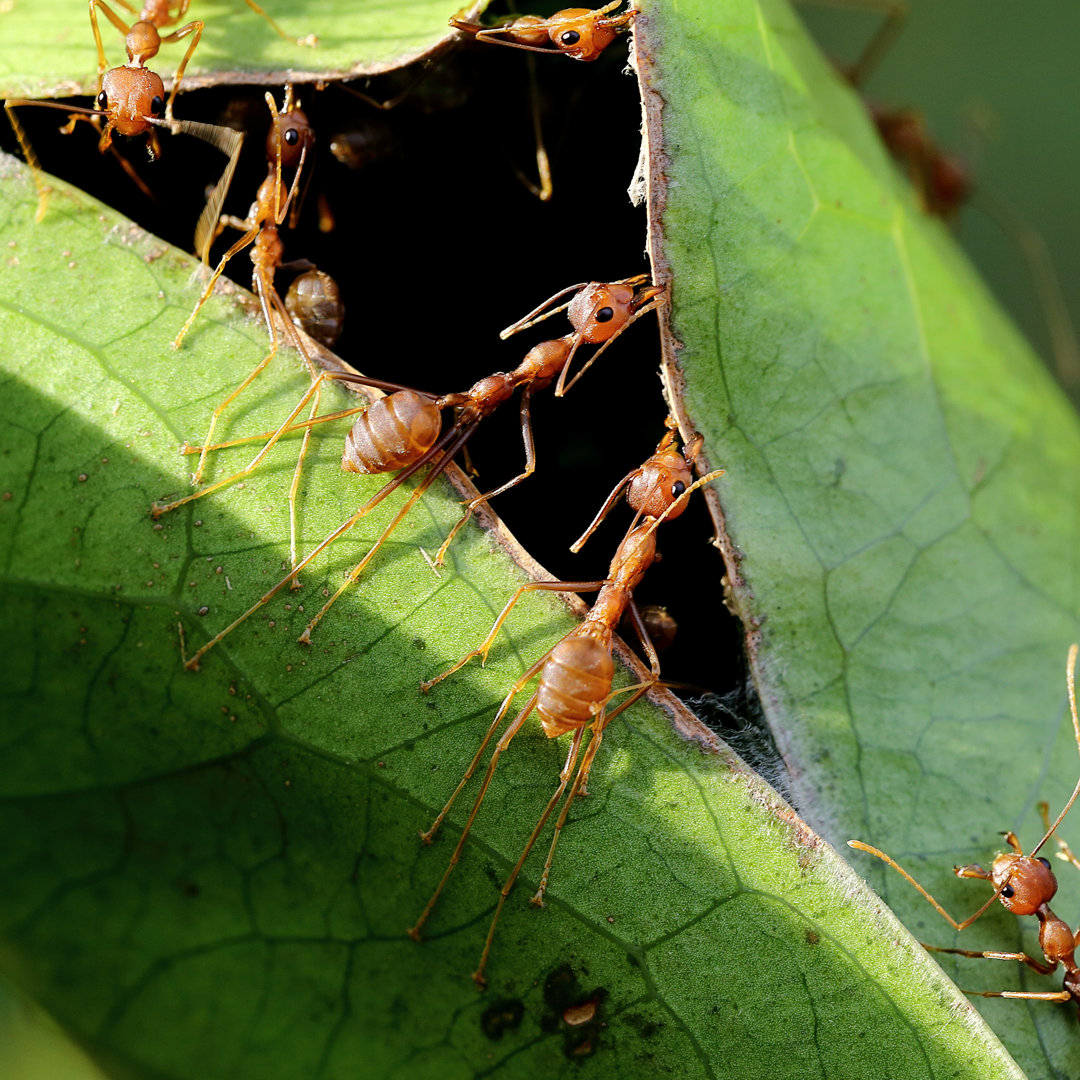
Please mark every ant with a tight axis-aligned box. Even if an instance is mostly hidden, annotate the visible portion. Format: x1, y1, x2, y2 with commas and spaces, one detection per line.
170, 275, 664, 671
407, 418, 723, 986
4, 0, 242, 221
850, 644, 1080, 1015
450, 1, 637, 62
155, 88, 327, 585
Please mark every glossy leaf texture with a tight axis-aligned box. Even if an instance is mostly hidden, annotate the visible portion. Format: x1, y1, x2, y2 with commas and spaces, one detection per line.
0, 0, 488, 98
0, 143, 1024, 1078
634, 1, 1080, 1077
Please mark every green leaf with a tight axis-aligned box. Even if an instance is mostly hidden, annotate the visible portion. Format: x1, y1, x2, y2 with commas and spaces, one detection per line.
0, 126, 1023, 1080
0, 0, 489, 99
634, 1, 1080, 1076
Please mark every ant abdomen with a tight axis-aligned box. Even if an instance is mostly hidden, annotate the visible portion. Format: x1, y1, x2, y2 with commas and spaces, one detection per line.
342, 390, 441, 475
286, 270, 344, 348
537, 634, 615, 738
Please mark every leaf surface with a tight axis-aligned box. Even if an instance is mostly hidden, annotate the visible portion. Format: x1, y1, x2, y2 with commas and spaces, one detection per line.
0, 137, 1024, 1080
634, 1, 1080, 1076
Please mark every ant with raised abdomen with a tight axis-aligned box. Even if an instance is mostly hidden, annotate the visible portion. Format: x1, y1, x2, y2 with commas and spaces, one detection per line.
850, 644, 1080, 1015
407, 417, 723, 986
168, 275, 664, 670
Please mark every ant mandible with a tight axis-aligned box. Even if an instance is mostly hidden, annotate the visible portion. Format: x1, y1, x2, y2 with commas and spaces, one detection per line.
170, 275, 664, 671
450, 1, 637, 62
408, 418, 723, 986
4, 0, 242, 220
850, 644, 1080, 1015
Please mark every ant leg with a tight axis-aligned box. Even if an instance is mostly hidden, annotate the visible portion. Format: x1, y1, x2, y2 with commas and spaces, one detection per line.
4, 101, 51, 220
509, 55, 552, 202
420, 650, 560, 845
847, 841, 1006, 932
158, 20, 204, 123
173, 223, 258, 349
433, 390, 537, 565
472, 727, 587, 987
239, 0, 317, 47
297, 432, 480, 643
182, 405, 365, 455
420, 581, 604, 692
153, 371, 330, 515
88, 0, 131, 85
408, 693, 540, 943
530, 720, 607, 908
923, 944, 1058, 976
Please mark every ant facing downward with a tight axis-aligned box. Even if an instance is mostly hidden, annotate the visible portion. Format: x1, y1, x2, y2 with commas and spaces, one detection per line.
167, 275, 664, 670
850, 644, 1080, 1016
408, 418, 723, 986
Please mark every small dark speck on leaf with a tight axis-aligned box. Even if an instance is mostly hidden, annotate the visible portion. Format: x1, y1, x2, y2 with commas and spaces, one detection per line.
480, 999, 524, 1041
413, 638, 426, 650
805, 929, 820, 946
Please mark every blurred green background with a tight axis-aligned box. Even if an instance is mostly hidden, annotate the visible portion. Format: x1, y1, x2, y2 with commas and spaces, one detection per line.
799, 0, 1080, 393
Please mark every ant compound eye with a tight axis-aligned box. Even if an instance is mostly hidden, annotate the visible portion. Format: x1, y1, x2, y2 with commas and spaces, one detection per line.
1000, 884, 1015, 898
595, 306, 614, 323
1038, 857, 1052, 870
284, 127, 300, 146
96, 91, 108, 111
671, 481, 686, 497
150, 95, 164, 116
559, 29, 581, 45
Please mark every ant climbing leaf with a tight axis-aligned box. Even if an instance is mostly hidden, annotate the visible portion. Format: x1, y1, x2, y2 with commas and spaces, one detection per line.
0, 142, 1023, 1080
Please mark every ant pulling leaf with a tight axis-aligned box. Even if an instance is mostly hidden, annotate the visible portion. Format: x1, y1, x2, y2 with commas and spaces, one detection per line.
408, 417, 723, 986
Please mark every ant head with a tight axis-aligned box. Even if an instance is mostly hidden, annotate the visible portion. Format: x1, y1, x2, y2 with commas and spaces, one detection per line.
267, 105, 313, 170
989, 852, 1058, 916
567, 282, 639, 344
124, 20, 163, 67
627, 443, 693, 521
544, 8, 620, 60
99, 67, 166, 135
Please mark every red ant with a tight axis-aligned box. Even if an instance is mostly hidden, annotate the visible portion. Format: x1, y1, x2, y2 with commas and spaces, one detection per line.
450, 1, 637, 62
850, 644, 1080, 1014
407, 418, 723, 986
153, 88, 328, 585
4, 0, 242, 221
169, 275, 664, 671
